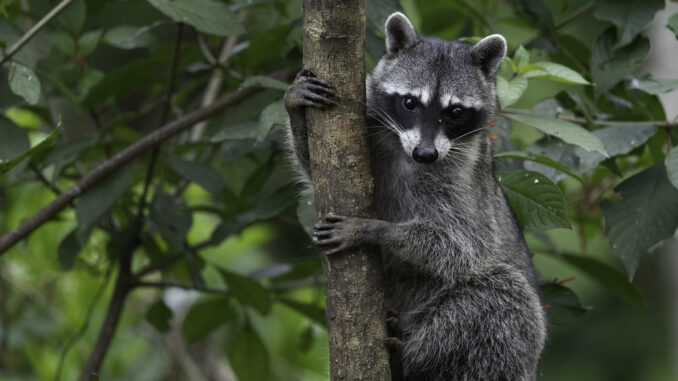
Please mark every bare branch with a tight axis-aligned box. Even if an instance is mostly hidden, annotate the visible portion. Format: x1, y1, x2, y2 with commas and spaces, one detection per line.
0, 0, 78, 66
0, 86, 259, 255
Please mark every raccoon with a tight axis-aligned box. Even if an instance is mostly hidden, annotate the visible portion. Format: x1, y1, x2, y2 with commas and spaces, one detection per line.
284, 12, 546, 381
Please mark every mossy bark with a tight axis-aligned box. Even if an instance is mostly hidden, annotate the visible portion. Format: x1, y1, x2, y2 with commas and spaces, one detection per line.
303, 0, 391, 380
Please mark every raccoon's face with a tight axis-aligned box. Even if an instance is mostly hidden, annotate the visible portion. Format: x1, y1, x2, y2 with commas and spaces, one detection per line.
367, 12, 506, 164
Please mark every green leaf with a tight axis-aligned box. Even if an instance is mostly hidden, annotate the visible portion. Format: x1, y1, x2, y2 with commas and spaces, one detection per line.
0, 115, 30, 173
182, 297, 239, 342
58, 230, 82, 270
668, 12, 678, 37
8, 63, 41, 105
603, 164, 678, 279
147, 0, 244, 37
498, 170, 570, 231
219, 269, 272, 315
241, 76, 289, 91
630, 77, 678, 95
505, 113, 607, 156
561, 254, 644, 309
540, 283, 586, 325
83, 58, 166, 107
104, 25, 157, 49
665, 146, 678, 190
497, 75, 528, 109
513, 45, 529, 69
225, 323, 270, 381
145, 300, 173, 333
518, 63, 548, 76
78, 29, 103, 56
575, 124, 657, 174
149, 192, 193, 250
57, 0, 86, 35
524, 138, 578, 182
0, 122, 62, 174
593, 0, 664, 48
277, 297, 326, 327
257, 100, 287, 142
591, 28, 650, 94
76, 164, 135, 245
529, 62, 589, 85
494, 151, 582, 182
168, 156, 224, 195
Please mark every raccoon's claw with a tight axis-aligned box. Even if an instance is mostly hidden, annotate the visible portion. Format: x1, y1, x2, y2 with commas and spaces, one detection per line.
384, 337, 404, 351
312, 214, 362, 255
285, 68, 337, 111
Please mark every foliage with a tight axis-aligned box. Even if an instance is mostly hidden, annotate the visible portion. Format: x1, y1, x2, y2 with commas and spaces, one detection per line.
0, 0, 677, 380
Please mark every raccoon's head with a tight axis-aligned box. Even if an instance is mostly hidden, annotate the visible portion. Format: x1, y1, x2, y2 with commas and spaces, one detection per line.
367, 12, 506, 164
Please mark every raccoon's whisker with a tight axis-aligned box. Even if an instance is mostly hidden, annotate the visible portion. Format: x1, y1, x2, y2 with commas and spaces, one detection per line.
449, 127, 490, 143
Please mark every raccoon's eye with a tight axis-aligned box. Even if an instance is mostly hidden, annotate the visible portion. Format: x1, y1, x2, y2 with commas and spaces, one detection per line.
402, 96, 417, 111
449, 106, 465, 119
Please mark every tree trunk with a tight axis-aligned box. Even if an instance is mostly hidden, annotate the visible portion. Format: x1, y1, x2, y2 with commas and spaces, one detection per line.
303, 1, 391, 380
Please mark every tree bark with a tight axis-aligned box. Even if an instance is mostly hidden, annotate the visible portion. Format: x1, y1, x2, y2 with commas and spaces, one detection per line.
303, 1, 391, 380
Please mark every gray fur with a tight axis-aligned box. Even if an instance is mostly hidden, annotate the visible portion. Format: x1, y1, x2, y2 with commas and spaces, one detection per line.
284, 12, 546, 381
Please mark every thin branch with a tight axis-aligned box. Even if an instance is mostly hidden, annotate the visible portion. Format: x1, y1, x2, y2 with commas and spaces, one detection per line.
553, 3, 594, 31
501, 108, 678, 128
0, 0, 78, 66
133, 239, 213, 278
134, 277, 324, 294
190, 11, 247, 142
0, 86, 259, 255
55, 269, 113, 381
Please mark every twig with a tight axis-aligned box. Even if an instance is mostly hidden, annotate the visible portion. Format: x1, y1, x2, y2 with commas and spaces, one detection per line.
0, 86, 259, 255
54, 268, 113, 381
501, 108, 678, 128
0, 0, 78, 66
190, 11, 247, 142
134, 277, 324, 294
133, 240, 213, 278
78, 26, 186, 380
553, 3, 594, 31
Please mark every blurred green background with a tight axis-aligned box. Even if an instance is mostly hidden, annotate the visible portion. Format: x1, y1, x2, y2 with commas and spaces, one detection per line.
1, 0, 678, 380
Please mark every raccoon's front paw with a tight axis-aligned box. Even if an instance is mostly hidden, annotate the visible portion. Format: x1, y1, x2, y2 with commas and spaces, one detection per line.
312, 215, 386, 255
284, 68, 336, 111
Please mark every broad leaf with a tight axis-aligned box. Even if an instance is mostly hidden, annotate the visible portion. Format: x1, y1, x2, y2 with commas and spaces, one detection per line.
505, 113, 607, 156
147, 0, 244, 37
0, 123, 62, 174
524, 138, 578, 183
78, 29, 103, 56
145, 300, 173, 333
666, 146, 678, 190
149, 192, 193, 250
591, 28, 650, 95
182, 297, 239, 342
225, 323, 270, 381
497, 75, 528, 109
104, 25, 157, 49
242, 76, 289, 91
0, 116, 30, 173
529, 62, 589, 85
76, 164, 135, 244
593, 0, 664, 48
561, 254, 643, 308
169, 156, 224, 195
630, 77, 678, 94
219, 269, 272, 315
540, 283, 586, 325
498, 170, 570, 231
494, 151, 582, 182
257, 100, 288, 142
575, 124, 657, 174
513, 45, 529, 69
277, 297, 327, 327
603, 164, 678, 279
8, 63, 41, 105
58, 230, 82, 270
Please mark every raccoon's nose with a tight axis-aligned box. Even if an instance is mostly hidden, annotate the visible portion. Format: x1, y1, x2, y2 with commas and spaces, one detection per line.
412, 146, 438, 163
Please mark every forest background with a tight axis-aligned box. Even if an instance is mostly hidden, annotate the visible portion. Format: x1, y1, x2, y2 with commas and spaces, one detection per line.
1, 0, 678, 380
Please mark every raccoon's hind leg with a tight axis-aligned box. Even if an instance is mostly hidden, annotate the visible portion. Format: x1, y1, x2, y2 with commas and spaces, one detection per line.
283, 69, 335, 177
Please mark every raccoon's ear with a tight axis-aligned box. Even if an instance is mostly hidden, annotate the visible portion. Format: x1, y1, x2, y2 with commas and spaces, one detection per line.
470, 34, 507, 76
385, 12, 418, 55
